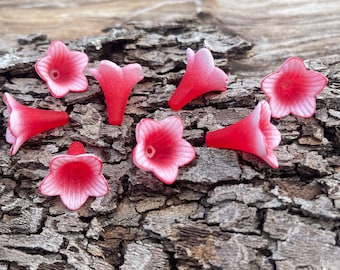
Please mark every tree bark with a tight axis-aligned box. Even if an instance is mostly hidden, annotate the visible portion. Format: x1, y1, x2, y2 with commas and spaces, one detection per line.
0, 14, 339, 270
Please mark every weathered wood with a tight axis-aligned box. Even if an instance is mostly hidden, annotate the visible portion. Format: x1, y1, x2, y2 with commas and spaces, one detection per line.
0, 5, 339, 270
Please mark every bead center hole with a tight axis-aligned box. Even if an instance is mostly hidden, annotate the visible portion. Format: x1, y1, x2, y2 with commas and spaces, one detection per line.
146, 145, 156, 158
50, 69, 60, 80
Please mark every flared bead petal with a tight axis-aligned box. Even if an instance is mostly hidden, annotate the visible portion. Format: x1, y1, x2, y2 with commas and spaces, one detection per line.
258, 101, 281, 168
69, 51, 89, 71
5, 128, 15, 144
280, 56, 305, 73
89, 60, 122, 85
85, 175, 109, 197
159, 116, 184, 140
303, 70, 328, 95
203, 67, 229, 91
60, 189, 89, 211
39, 174, 62, 196
193, 48, 229, 91
185, 48, 195, 71
268, 97, 291, 119
41, 170, 91, 211
259, 103, 281, 150
45, 80, 70, 98
76, 155, 104, 179
64, 74, 88, 93
153, 164, 179, 185
133, 143, 154, 172
290, 97, 316, 118
49, 155, 74, 173
192, 48, 215, 77
8, 135, 26, 156
35, 40, 69, 81
49, 154, 103, 176
260, 72, 282, 96
135, 118, 161, 143
172, 140, 196, 166
122, 63, 144, 89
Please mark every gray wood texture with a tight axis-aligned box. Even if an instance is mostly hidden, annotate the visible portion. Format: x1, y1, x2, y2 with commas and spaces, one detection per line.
0, 1, 340, 269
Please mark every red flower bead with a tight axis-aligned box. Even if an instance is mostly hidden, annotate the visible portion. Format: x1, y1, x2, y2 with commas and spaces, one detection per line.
89, 60, 143, 125
260, 56, 328, 118
168, 48, 229, 111
35, 40, 89, 98
39, 142, 109, 211
206, 101, 281, 168
4, 93, 69, 155
132, 116, 196, 184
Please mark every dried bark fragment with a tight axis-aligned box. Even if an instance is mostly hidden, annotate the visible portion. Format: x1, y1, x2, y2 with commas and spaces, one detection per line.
169, 222, 269, 269
264, 210, 340, 269
207, 183, 279, 208
143, 203, 200, 238
206, 201, 260, 234
0, 15, 339, 270
179, 147, 242, 184
121, 242, 170, 270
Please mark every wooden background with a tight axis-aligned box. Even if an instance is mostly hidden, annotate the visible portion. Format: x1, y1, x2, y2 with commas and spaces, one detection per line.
1, 0, 340, 55
1, 0, 340, 72
0, 0, 339, 269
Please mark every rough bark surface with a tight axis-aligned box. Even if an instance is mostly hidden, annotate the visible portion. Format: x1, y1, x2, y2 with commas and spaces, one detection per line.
0, 16, 339, 270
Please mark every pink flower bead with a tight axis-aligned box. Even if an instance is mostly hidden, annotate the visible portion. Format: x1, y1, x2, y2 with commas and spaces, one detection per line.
133, 116, 196, 184
206, 101, 281, 168
3, 92, 69, 155
39, 141, 109, 211
168, 48, 229, 111
260, 56, 328, 118
89, 60, 143, 125
35, 40, 89, 98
